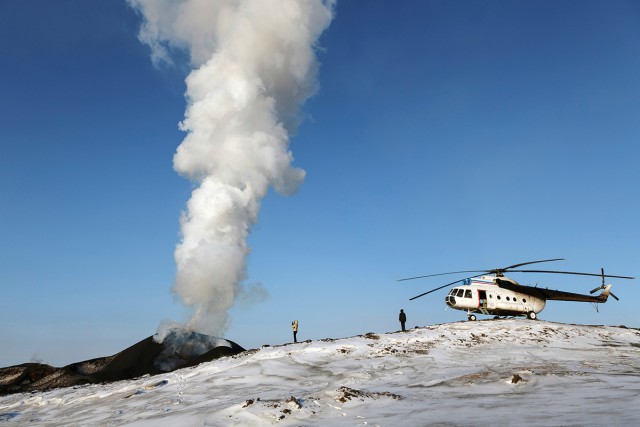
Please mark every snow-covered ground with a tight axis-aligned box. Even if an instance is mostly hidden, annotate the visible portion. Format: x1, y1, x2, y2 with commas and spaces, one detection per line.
1, 320, 639, 426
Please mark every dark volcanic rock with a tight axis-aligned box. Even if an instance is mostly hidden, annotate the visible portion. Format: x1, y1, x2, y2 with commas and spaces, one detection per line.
0, 363, 58, 392
0, 331, 245, 396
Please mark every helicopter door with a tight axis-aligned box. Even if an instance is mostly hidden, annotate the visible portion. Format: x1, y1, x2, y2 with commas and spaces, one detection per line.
478, 290, 488, 313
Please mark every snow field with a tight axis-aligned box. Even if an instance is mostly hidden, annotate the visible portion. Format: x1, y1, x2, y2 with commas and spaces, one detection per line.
1, 320, 639, 426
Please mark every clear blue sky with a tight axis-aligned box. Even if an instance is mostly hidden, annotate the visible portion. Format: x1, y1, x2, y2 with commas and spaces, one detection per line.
1, 1, 639, 367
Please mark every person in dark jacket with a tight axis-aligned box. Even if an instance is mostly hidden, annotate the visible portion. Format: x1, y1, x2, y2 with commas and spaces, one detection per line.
399, 309, 407, 332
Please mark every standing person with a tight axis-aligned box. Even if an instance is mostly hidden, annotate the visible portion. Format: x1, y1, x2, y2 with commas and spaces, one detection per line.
399, 309, 407, 332
292, 320, 298, 343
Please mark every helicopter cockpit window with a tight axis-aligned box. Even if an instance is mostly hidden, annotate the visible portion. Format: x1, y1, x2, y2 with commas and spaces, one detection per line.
456, 289, 465, 297
449, 289, 457, 296
464, 289, 472, 298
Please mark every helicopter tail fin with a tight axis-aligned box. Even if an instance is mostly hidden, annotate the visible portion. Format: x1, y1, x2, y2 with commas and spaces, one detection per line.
596, 284, 613, 302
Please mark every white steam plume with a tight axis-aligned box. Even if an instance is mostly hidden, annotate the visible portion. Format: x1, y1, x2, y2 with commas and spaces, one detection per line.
130, 0, 334, 337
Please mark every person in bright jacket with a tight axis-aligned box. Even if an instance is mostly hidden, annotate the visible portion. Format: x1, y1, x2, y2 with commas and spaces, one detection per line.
292, 320, 298, 343
399, 309, 407, 332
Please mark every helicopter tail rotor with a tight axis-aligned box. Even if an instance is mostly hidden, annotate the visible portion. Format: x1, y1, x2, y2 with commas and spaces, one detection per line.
590, 268, 620, 301
590, 268, 606, 294
589, 285, 603, 294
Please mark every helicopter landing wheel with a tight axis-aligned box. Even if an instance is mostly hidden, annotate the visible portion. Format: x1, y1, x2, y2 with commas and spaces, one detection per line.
527, 311, 537, 320
468, 314, 477, 321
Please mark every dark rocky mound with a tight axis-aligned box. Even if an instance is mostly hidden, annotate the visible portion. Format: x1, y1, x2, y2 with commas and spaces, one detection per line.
0, 330, 245, 396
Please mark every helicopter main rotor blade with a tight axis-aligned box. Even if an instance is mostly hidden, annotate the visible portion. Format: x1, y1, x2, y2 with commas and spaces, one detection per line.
507, 269, 635, 279
399, 259, 566, 282
409, 284, 456, 300
398, 270, 487, 282
408, 273, 487, 300
502, 258, 565, 270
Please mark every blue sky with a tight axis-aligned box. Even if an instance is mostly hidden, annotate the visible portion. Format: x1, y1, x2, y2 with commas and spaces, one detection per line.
1, 1, 639, 367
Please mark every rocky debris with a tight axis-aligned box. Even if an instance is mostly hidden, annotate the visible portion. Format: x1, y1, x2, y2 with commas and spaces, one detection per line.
240, 395, 305, 422
286, 396, 302, 409
336, 386, 402, 403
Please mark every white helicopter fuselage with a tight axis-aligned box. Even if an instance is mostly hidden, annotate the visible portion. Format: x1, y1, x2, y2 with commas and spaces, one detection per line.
444, 275, 546, 319
403, 259, 627, 321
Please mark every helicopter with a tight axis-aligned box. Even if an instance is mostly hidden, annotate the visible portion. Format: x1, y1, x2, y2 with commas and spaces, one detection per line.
398, 259, 635, 321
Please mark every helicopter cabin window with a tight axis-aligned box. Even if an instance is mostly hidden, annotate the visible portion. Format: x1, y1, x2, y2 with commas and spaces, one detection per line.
464, 290, 472, 298
497, 295, 501, 300
506, 296, 510, 301
522, 298, 527, 303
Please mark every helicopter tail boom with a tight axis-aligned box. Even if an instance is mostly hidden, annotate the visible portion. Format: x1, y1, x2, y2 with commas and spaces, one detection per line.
495, 279, 617, 303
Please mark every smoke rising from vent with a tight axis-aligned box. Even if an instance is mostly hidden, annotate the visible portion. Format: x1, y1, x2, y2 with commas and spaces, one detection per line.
130, 0, 334, 337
